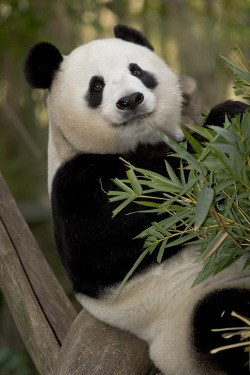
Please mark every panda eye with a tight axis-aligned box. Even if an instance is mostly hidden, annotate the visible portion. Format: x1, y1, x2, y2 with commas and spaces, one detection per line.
92, 81, 104, 91
132, 68, 142, 77
129, 63, 158, 90
130, 64, 142, 77
86, 75, 105, 108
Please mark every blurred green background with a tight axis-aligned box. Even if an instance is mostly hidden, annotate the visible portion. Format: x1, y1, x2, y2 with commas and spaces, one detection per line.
0, 0, 249, 373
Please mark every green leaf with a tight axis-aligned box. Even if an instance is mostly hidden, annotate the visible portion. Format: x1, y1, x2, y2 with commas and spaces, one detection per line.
195, 186, 214, 230
108, 191, 132, 202
148, 124, 203, 174
222, 186, 238, 223
177, 175, 200, 200
126, 168, 143, 195
146, 211, 189, 234
157, 238, 168, 263
210, 142, 239, 155
113, 178, 135, 195
164, 160, 181, 185
214, 178, 236, 194
212, 148, 236, 175
134, 201, 160, 208
215, 253, 242, 274
147, 228, 165, 239
112, 197, 135, 217
241, 111, 250, 139
243, 258, 250, 269
221, 55, 250, 82
207, 125, 240, 143
187, 124, 211, 139
164, 231, 201, 248
199, 230, 228, 261
179, 159, 186, 184
192, 266, 215, 288
152, 221, 171, 236
181, 126, 204, 154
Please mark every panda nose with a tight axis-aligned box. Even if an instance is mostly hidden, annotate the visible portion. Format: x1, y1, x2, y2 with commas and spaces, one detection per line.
116, 92, 144, 110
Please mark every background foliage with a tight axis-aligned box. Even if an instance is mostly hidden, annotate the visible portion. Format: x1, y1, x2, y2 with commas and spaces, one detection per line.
0, 0, 249, 373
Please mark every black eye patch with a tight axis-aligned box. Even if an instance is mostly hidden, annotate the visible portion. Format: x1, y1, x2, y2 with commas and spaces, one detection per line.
85, 76, 105, 108
129, 63, 158, 89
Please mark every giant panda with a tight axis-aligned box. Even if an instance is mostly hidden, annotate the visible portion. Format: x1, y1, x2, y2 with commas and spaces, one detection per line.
24, 25, 250, 375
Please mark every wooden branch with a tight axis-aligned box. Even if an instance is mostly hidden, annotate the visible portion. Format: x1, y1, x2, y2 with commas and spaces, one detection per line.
0, 171, 77, 344
0, 219, 60, 375
54, 308, 157, 375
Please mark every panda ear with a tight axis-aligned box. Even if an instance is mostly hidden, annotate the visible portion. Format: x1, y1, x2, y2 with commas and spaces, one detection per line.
114, 24, 154, 51
24, 42, 63, 89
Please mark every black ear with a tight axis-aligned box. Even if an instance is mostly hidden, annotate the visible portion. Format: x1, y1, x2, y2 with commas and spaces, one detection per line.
204, 100, 249, 127
23, 42, 63, 89
114, 24, 154, 51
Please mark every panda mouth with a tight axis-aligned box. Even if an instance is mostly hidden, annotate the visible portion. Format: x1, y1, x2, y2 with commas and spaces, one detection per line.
120, 112, 152, 126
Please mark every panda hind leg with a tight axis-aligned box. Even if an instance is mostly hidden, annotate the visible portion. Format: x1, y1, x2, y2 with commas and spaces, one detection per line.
192, 288, 250, 375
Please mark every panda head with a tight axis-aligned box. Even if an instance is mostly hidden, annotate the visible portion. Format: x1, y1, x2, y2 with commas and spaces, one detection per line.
24, 25, 183, 187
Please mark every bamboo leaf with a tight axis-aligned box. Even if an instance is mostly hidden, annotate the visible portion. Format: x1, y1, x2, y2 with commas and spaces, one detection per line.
152, 221, 171, 236
134, 201, 160, 208
147, 228, 165, 239
113, 178, 135, 195
192, 266, 215, 288
112, 197, 135, 217
241, 111, 250, 139
148, 243, 159, 254
199, 230, 227, 261
164, 231, 201, 248
164, 160, 181, 185
212, 149, 236, 175
179, 159, 186, 185
157, 239, 168, 263
222, 188, 238, 223
181, 126, 204, 154
187, 124, 211, 140
243, 259, 250, 269
148, 124, 203, 173
207, 125, 240, 143
214, 178, 236, 194
126, 168, 143, 195
210, 142, 239, 155
195, 186, 214, 230
221, 55, 250, 82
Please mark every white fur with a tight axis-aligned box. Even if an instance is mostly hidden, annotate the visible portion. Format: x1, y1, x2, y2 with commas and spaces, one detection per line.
47, 38, 183, 192
76, 247, 250, 375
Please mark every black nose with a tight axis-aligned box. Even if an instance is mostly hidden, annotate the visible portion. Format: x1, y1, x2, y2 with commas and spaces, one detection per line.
116, 92, 144, 110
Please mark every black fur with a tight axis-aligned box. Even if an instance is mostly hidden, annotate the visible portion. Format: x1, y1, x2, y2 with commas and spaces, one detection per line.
85, 76, 105, 108
23, 42, 63, 89
114, 24, 154, 51
188, 100, 249, 149
192, 289, 250, 375
129, 63, 158, 89
204, 100, 249, 127
51, 146, 181, 298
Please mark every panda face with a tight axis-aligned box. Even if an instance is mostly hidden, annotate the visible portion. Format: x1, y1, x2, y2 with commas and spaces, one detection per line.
46, 38, 182, 179
24, 27, 183, 190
